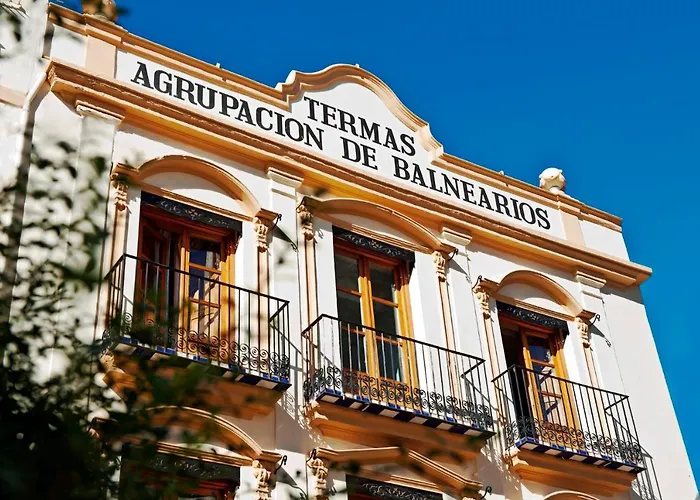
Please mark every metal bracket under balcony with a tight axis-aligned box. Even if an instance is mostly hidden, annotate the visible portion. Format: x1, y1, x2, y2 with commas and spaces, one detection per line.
302, 314, 495, 461
101, 255, 291, 417
494, 365, 647, 495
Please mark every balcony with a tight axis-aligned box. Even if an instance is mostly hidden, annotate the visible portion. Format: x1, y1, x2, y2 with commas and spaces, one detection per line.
494, 365, 646, 495
102, 254, 291, 417
303, 315, 495, 462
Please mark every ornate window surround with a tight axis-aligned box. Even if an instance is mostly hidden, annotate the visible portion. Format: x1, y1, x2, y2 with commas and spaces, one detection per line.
332, 226, 415, 264
347, 475, 442, 500
141, 191, 243, 233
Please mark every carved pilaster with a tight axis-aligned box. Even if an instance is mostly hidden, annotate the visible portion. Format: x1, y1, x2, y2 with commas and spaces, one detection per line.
308, 456, 329, 500
576, 316, 591, 348
472, 284, 491, 318
432, 251, 447, 281
253, 217, 271, 253
110, 173, 128, 211
252, 460, 273, 500
297, 202, 314, 240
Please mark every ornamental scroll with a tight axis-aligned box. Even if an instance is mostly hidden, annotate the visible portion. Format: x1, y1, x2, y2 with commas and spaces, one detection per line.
346, 476, 442, 500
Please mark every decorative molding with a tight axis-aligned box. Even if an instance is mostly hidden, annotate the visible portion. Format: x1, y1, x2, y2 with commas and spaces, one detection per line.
297, 202, 314, 240
141, 191, 243, 231
139, 451, 241, 482
347, 475, 442, 500
308, 456, 329, 500
432, 250, 447, 281
576, 316, 591, 348
253, 217, 270, 252
252, 459, 273, 500
333, 226, 415, 262
74, 99, 125, 122
472, 284, 491, 318
496, 301, 569, 331
110, 172, 128, 211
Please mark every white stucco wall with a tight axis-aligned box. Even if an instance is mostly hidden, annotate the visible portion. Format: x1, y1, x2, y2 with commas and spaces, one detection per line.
581, 220, 630, 261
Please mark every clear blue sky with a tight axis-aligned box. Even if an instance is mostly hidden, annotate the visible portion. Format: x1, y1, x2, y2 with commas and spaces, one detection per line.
96, 0, 699, 481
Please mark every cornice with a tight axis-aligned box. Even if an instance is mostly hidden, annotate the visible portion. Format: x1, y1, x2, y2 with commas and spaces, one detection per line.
44, 59, 651, 287
47, 2, 622, 231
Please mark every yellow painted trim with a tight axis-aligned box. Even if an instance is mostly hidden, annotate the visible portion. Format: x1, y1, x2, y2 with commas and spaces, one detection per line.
0, 85, 26, 107
508, 448, 637, 496
314, 446, 483, 497
44, 57, 651, 287
116, 154, 263, 217
46, 2, 623, 231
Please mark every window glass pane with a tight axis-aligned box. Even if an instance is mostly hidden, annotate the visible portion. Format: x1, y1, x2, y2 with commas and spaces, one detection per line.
376, 338, 403, 381
334, 253, 359, 291
372, 301, 399, 336
188, 267, 221, 302
190, 238, 221, 269
527, 336, 553, 364
538, 393, 566, 425
336, 290, 363, 326
369, 262, 396, 301
340, 327, 367, 373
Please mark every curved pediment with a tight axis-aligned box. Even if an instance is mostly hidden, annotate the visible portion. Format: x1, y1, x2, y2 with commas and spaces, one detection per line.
277, 64, 443, 158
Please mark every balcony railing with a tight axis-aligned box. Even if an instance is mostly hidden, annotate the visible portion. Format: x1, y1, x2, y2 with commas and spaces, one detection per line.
103, 254, 290, 381
302, 314, 494, 431
494, 365, 645, 470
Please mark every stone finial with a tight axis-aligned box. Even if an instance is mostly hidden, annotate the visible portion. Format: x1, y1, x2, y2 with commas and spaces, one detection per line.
297, 202, 314, 240
575, 316, 591, 348
82, 0, 118, 22
110, 173, 128, 211
538, 167, 566, 195
252, 460, 273, 500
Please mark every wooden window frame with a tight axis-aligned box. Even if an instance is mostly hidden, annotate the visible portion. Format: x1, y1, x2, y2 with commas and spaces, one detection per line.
333, 238, 417, 386
499, 315, 579, 431
137, 205, 238, 350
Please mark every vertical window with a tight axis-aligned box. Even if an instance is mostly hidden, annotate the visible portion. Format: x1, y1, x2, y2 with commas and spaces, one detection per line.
333, 241, 411, 383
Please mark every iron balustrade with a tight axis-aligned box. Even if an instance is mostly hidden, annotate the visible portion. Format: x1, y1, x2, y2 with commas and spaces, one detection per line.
493, 365, 644, 466
103, 254, 290, 380
302, 314, 494, 430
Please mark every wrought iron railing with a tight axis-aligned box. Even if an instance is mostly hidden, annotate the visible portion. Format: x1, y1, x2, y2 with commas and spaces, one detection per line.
302, 314, 494, 430
103, 254, 290, 380
493, 365, 644, 466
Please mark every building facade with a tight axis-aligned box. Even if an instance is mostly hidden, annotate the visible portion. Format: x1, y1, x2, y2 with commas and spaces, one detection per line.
1, 2, 697, 499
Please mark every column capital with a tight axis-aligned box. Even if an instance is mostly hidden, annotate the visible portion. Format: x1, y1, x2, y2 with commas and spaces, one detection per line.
297, 197, 318, 241
472, 282, 492, 318
253, 210, 277, 253
432, 250, 448, 281
110, 172, 128, 211
308, 453, 330, 500
251, 459, 274, 500
575, 316, 592, 349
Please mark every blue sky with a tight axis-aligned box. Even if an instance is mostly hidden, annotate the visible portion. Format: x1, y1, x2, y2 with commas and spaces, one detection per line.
102, 0, 699, 482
